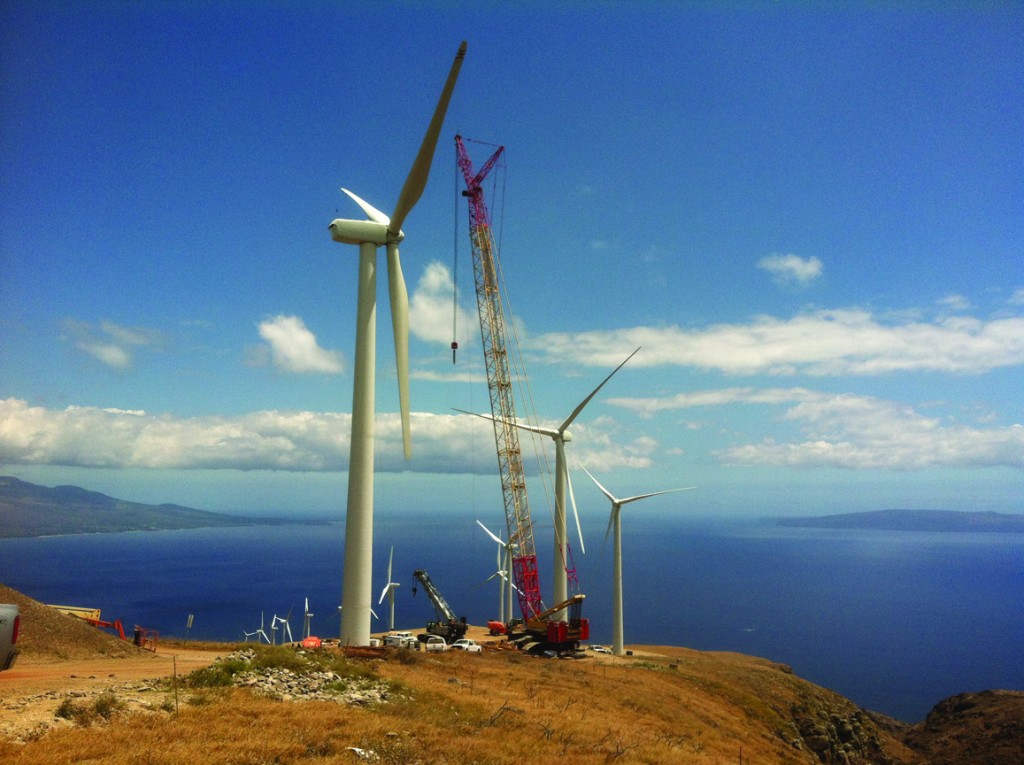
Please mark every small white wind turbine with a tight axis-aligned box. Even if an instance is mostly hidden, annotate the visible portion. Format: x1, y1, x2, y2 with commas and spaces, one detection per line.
270, 610, 294, 647
302, 598, 314, 640
477, 520, 516, 624
461, 347, 641, 613
331, 41, 467, 647
579, 462, 694, 657
247, 611, 270, 644
378, 546, 401, 631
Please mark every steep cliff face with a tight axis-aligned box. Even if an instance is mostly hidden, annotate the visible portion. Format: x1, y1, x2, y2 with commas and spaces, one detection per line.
903, 690, 1024, 765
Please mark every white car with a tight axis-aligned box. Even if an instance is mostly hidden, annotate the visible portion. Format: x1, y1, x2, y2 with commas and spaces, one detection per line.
590, 645, 611, 654
421, 635, 449, 652
451, 639, 483, 653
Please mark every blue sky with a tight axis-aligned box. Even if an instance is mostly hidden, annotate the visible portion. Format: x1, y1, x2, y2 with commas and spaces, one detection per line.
2, 2, 1022, 522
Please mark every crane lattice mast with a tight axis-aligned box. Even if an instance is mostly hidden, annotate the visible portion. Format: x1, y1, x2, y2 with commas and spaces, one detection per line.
455, 134, 544, 623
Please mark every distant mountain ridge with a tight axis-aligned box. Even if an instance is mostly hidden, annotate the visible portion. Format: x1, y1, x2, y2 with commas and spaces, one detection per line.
777, 508, 1024, 532
0, 476, 307, 538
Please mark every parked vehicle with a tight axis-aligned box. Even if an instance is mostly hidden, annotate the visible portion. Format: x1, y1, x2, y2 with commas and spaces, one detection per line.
451, 639, 483, 653
419, 634, 449, 652
383, 631, 416, 649
0, 604, 20, 671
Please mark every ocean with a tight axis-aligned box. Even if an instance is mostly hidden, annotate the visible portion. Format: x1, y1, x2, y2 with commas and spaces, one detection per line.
1, 513, 1021, 723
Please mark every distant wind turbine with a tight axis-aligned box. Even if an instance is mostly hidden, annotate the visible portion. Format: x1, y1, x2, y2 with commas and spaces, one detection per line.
579, 462, 694, 657
378, 546, 401, 631
330, 41, 466, 646
477, 520, 518, 623
461, 347, 640, 614
302, 598, 314, 640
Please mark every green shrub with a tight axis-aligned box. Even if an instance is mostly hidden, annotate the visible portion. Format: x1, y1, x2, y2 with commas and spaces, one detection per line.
92, 693, 124, 720
186, 665, 236, 687
251, 645, 308, 673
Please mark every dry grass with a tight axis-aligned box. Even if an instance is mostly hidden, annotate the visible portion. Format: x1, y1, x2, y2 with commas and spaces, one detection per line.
0, 643, 902, 765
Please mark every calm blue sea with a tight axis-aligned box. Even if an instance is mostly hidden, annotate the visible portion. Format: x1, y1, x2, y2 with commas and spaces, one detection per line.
1, 514, 1021, 723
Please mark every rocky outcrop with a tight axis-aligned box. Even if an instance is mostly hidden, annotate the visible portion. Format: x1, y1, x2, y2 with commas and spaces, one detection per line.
903, 690, 1024, 765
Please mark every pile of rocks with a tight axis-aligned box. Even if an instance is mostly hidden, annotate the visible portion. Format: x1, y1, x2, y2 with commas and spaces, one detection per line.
213, 649, 397, 706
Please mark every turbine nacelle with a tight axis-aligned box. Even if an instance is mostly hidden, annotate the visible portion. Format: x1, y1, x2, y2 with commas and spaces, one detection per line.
328, 218, 398, 246
329, 188, 406, 245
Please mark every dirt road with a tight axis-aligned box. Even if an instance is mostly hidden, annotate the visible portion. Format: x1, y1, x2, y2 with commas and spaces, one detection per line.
0, 647, 221, 742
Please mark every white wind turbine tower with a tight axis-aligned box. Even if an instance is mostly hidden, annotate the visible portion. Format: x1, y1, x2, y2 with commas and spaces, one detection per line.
244, 611, 271, 644
579, 463, 694, 657
463, 347, 641, 613
246, 611, 270, 644
477, 520, 515, 624
270, 608, 294, 645
378, 545, 401, 631
329, 42, 466, 646
302, 598, 314, 640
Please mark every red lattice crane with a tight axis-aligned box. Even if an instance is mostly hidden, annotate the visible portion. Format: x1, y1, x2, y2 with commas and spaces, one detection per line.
455, 135, 587, 650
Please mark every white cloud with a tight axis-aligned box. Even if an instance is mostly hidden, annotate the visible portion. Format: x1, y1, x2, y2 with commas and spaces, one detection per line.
609, 387, 821, 418
608, 387, 1023, 471
1009, 288, 1024, 305
534, 309, 1024, 375
757, 253, 823, 285
61, 319, 163, 369
719, 394, 1024, 470
409, 261, 473, 347
0, 399, 644, 476
937, 293, 971, 312
257, 315, 343, 374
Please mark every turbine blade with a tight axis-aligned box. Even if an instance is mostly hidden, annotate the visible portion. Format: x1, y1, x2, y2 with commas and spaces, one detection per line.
603, 508, 616, 550
476, 519, 504, 547
619, 487, 696, 505
559, 347, 641, 433
379, 585, 390, 605
387, 545, 394, 581
565, 461, 585, 555
341, 188, 390, 225
577, 460, 617, 504
387, 243, 412, 459
389, 41, 467, 237
454, 407, 557, 437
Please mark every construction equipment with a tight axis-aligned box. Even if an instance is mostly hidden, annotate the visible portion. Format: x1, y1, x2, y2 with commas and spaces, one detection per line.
455, 135, 589, 652
50, 605, 159, 652
411, 569, 468, 643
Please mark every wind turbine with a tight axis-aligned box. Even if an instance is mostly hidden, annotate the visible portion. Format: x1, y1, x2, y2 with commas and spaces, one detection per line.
271, 608, 294, 644
330, 41, 466, 646
579, 463, 694, 657
462, 347, 641, 613
378, 545, 401, 631
302, 598, 314, 640
477, 520, 516, 624
247, 612, 270, 644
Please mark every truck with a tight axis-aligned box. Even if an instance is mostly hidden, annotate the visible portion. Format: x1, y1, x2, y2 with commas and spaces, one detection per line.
0, 604, 20, 671
419, 635, 449, 652
382, 631, 417, 649
451, 638, 483, 653
411, 570, 468, 643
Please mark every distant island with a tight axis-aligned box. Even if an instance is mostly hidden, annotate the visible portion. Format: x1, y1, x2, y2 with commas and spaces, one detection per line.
0, 476, 320, 538
777, 508, 1024, 533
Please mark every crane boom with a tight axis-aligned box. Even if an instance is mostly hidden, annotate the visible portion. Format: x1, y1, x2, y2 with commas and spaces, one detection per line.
456, 135, 588, 651
456, 135, 543, 624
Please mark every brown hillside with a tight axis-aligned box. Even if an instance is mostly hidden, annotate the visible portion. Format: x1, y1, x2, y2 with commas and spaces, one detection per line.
0, 584, 1017, 765
0, 583, 151, 661
904, 690, 1024, 765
